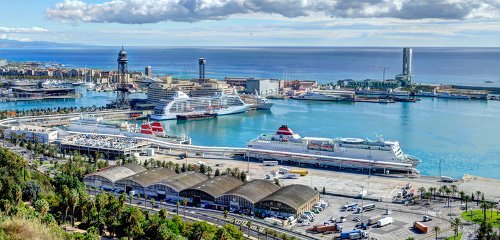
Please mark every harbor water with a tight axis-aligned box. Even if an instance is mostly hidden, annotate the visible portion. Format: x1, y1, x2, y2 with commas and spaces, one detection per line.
0, 47, 499, 179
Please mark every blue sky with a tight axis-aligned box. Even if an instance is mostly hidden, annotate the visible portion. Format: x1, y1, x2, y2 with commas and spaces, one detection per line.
1, 0, 500, 47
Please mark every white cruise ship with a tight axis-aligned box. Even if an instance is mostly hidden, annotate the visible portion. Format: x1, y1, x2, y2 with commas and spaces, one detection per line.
150, 91, 251, 120
247, 125, 420, 171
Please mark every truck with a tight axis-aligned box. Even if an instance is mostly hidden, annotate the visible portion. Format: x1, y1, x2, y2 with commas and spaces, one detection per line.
288, 169, 309, 176
264, 217, 283, 226
339, 229, 368, 239
367, 215, 383, 225
278, 167, 290, 174
285, 173, 300, 179
441, 176, 454, 182
341, 203, 358, 211
356, 204, 375, 213
414, 221, 429, 233
377, 217, 394, 227
307, 224, 339, 233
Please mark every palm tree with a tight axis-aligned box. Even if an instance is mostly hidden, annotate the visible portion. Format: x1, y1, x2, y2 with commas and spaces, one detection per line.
69, 189, 79, 227
464, 195, 471, 211
476, 191, 481, 206
445, 188, 452, 207
432, 225, 440, 240
450, 185, 458, 198
176, 200, 180, 215
418, 187, 426, 199
182, 198, 188, 216
459, 191, 465, 204
450, 217, 463, 237
223, 210, 229, 225
246, 220, 252, 237
429, 187, 437, 200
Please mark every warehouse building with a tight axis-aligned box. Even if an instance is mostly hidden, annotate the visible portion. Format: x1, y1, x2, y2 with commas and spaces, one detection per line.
179, 176, 243, 207
83, 163, 146, 190
114, 168, 177, 196
215, 179, 280, 214
148, 171, 209, 202
255, 184, 319, 218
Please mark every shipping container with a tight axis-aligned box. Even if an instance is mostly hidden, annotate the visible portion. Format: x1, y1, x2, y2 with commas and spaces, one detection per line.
414, 221, 428, 233
377, 217, 394, 227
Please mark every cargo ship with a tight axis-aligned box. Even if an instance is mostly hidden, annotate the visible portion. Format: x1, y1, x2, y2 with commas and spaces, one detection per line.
247, 125, 420, 173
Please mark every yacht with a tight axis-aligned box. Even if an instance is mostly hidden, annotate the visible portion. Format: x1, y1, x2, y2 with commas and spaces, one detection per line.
292, 90, 353, 101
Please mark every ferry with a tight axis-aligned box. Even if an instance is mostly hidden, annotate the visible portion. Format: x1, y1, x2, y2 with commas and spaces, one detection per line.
247, 125, 420, 172
150, 91, 251, 120
66, 116, 189, 144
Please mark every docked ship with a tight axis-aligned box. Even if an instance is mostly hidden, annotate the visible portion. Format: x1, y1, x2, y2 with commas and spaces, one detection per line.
292, 90, 353, 101
247, 125, 420, 173
66, 116, 190, 143
150, 91, 251, 120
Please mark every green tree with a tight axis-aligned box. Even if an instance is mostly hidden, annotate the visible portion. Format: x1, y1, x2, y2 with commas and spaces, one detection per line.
120, 206, 145, 240
34, 198, 50, 218
214, 168, 220, 176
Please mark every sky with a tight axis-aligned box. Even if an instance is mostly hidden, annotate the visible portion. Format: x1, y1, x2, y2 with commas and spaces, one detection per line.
1, 0, 500, 47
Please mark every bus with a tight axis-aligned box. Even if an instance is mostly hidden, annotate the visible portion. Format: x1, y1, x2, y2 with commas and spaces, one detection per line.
263, 161, 279, 166
356, 204, 376, 213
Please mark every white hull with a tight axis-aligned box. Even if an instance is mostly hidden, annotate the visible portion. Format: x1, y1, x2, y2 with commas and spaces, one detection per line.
151, 104, 250, 120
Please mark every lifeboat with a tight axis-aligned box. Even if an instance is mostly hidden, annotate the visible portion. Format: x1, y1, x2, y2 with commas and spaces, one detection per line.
151, 122, 165, 136
140, 123, 154, 135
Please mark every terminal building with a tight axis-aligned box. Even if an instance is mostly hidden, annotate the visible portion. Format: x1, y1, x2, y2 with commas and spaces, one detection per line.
245, 78, 281, 96
83, 163, 146, 190
179, 176, 243, 207
215, 179, 280, 214
4, 125, 59, 143
149, 171, 209, 202
114, 168, 177, 196
255, 184, 319, 218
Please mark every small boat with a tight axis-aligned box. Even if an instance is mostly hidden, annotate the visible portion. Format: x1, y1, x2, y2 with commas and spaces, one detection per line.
393, 96, 417, 102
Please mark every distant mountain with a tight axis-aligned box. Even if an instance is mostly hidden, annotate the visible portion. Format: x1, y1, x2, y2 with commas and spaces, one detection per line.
0, 39, 88, 48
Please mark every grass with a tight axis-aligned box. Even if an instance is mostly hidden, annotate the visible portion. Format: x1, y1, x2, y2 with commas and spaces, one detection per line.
461, 209, 500, 228
445, 232, 463, 240
0, 216, 66, 240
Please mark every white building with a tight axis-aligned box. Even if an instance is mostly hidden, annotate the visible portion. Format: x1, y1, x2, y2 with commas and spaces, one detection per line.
5, 125, 59, 143
245, 78, 280, 96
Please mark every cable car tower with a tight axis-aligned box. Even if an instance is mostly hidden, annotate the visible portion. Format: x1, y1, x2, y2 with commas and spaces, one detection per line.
114, 47, 130, 109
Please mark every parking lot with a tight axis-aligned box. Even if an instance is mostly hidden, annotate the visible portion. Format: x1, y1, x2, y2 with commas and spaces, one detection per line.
288, 194, 452, 240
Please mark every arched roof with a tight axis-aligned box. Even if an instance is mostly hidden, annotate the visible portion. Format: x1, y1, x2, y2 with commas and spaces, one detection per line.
257, 184, 319, 210
116, 168, 177, 187
152, 172, 208, 192
182, 176, 243, 199
84, 163, 146, 183
220, 180, 280, 204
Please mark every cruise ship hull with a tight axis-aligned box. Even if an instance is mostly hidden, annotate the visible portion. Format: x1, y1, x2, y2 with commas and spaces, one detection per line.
151, 104, 250, 120
247, 125, 420, 174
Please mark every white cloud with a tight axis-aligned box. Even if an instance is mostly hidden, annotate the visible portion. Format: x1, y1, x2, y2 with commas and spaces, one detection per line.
0, 27, 49, 33
46, 0, 500, 24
